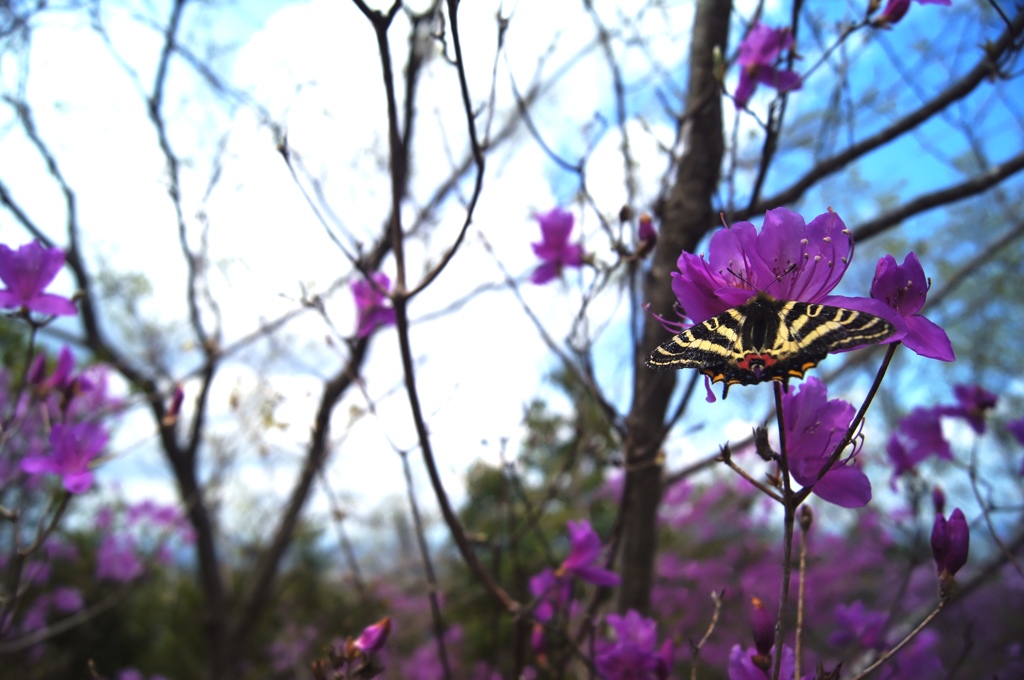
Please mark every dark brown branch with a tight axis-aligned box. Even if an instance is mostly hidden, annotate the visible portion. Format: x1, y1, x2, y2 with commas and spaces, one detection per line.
852, 149, 1024, 242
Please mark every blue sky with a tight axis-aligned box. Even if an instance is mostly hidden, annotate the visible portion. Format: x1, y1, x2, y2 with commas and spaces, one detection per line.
1, 0, 1020, 534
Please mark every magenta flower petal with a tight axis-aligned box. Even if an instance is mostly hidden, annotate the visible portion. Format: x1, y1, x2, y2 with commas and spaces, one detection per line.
734, 71, 759, 109
0, 242, 76, 316
62, 470, 95, 495
755, 67, 801, 93
902, 314, 955, 361
530, 260, 561, 285
572, 565, 623, 588
808, 462, 871, 508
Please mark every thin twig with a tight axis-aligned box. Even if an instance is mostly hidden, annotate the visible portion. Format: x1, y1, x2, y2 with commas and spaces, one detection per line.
848, 600, 946, 680
690, 589, 724, 680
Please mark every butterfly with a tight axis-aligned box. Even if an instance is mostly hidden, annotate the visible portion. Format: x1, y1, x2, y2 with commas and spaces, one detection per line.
645, 291, 895, 398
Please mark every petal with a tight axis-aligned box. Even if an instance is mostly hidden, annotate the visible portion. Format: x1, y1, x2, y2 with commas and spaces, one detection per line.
738, 25, 792, 67
574, 565, 621, 587
536, 209, 574, 245
0, 242, 65, 296
788, 210, 852, 301
902, 315, 955, 361
748, 208, 808, 295
734, 70, 758, 108
562, 244, 584, 267
0, 290, 25, 309
810, 463, 872, 508
531, 261, 560, 285
759, 68, 801, 93
63, 470, 94, 494
870, 252, 928, 316
671, 261, 730, 322
24, 292, 77, 316
21, 455, 54, 475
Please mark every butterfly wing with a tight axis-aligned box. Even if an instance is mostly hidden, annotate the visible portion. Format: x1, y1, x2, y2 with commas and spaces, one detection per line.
645, 296, 895, 396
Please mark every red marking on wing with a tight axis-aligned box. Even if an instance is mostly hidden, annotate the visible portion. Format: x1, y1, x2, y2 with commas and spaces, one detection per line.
737, 353, 778, 371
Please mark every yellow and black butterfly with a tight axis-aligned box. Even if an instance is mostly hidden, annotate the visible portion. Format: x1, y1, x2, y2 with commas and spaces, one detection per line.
645, 291, 895, 398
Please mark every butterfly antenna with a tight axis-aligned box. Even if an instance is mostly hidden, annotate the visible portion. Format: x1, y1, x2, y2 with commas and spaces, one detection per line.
726, 267, 756, 290
761, 262, 798, 295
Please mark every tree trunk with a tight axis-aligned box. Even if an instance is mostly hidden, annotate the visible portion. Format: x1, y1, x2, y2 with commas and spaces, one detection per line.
618, 0, 731, 614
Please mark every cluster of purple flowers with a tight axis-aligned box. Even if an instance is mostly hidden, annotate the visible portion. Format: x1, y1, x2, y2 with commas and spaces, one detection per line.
526, 520, 675, 679
0, 242, 121, 497
887, 384, 998, 477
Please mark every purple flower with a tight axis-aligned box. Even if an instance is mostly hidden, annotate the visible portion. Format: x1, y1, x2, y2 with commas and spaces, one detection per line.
20, 422, 108, 493
830, 601, 887, 649
869, 253, 954, 361
353, 617, 391, 655
782, 378, 871, 508
728, 644, 797, 680
51, 587, 84, 612
557, 520, 621, 587
734, 25, 802, 109
875, 0, 952, 26
937, 384, 997, 434
529, 567, 570, 622
669, 208, 902, 332
351, 272, 396, 338
530, 208, 584, 284
0, 242, 77, 316
595, 610, 673, 680
96, 535, 144, 582
886, 407, 951, 476
932, 507, 969, 578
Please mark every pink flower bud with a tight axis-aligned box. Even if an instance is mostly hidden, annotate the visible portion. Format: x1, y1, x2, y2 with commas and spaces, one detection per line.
353, 617, 391, 656
749, 597, 775, 657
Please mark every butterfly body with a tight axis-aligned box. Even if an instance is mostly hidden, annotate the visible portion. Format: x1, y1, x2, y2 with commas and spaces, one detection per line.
645, 292, 895, 397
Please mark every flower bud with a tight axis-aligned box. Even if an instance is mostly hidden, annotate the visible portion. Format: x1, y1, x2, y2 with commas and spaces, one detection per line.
353, 617, 391, 656
944, 508, 969, 577
163, 384, 185, 426
931, 486, 945, 516
26, 352, 47, 386
749, 597, 775, 657
932, 507, 969, 581
639, 214, 657, 246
